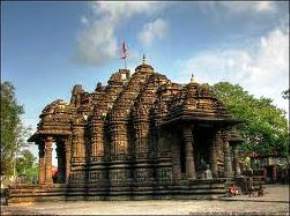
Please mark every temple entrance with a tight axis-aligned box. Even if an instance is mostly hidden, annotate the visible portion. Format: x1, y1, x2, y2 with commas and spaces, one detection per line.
52, 140, 66, 184
193, 125, 214, 177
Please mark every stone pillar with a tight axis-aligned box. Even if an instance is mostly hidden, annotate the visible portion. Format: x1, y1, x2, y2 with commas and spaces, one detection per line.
38, 142, 45, 185
110, 121, 128, 157
210, 130, 218, 178
90, 119, 105, 159
65, 137, 71, 183
214, 131, 224, 177
44, 136, 54, 185
72, 125, 85, 161
223, 132, 233, 178
183, 125, 196, 179
172, 138, 181, 182
90, 130, 97, 158
232, 144, 241, 177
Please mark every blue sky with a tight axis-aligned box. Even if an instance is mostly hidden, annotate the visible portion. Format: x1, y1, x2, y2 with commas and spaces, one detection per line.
2, 1, 289, 160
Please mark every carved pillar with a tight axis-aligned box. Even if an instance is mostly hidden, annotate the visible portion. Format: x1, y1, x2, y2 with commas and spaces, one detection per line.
183, 125, 196, 179
214, 131, 223, 176
223, 132, 233, 178
38, 142, 45, 185
72, 125, 85, 160
65, 137, 71, 183
44, 136, 54, 185
172, 138, 181, 181
91, 119, 104, 157
90, 125, 97, 158
210, 130, 218, 178
72, 128, 77, 158
95, 121, 105, 156
134, 120, 150, 158
232, 143, 241, 177
110, 121, 128, 157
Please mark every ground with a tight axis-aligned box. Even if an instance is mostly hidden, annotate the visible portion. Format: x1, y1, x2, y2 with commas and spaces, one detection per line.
1, 184, 289, 215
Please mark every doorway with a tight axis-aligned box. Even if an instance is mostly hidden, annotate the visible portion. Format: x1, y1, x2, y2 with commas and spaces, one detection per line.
52, 141, 66, 184
193, 125, 214, 175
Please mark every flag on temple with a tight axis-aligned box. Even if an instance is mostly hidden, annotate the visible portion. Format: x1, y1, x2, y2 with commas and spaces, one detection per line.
121, 41, 128, 59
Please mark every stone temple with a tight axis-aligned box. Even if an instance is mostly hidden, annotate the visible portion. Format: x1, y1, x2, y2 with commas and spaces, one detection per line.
9, 60, 243, 202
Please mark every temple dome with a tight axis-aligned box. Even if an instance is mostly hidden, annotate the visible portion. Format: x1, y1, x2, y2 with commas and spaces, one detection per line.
134, 54, 154, 73
135, 62, 154, 73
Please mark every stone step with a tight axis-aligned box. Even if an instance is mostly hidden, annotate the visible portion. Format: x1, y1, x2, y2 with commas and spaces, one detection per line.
8, 182, 226, 203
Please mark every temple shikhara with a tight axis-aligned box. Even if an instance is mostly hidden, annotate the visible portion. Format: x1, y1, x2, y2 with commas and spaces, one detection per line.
9, 59, 244, 202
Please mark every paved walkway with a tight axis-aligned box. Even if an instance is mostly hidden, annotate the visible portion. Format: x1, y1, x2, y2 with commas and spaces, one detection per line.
1, 184, 289, 215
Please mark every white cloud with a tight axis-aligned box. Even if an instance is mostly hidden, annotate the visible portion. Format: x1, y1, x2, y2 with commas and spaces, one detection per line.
199, 1, 276, 14
75, 1, 168, 66
175, 24, 289, 113
254, 1, 275, 12
76, 19, 118, 65
138, 18, 168, 46
220, 1, 276, 13
92, 1, 165, 23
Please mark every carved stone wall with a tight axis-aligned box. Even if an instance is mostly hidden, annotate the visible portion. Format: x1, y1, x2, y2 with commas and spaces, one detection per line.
109, 67, 153, 158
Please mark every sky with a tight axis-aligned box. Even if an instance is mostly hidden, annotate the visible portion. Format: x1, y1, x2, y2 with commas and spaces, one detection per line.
2, 1, 289, 163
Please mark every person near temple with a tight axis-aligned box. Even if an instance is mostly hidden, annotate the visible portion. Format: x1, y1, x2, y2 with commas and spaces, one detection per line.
228, 183, 240, 196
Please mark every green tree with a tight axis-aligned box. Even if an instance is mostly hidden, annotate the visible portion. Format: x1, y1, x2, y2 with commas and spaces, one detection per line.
16, 149, 38, 183
212, 82, 289, 157
1, 81, 30, 177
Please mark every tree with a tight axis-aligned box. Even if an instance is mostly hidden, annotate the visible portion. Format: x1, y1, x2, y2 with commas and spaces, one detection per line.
16, 150, 38, 183
1, 81, 30, 177
212, 82, 289, 157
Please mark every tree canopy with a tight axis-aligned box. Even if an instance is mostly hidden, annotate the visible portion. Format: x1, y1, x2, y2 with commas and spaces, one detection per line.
16, 149, 38, 183
1, 81, 30, 177
212, 82, 289, 158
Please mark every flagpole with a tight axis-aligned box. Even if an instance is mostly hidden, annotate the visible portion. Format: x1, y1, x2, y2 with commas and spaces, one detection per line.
121, 41, 128, 69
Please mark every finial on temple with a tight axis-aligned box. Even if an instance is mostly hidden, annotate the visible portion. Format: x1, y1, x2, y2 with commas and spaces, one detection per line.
142, 54, 146, 64
190, 73, 195, 83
